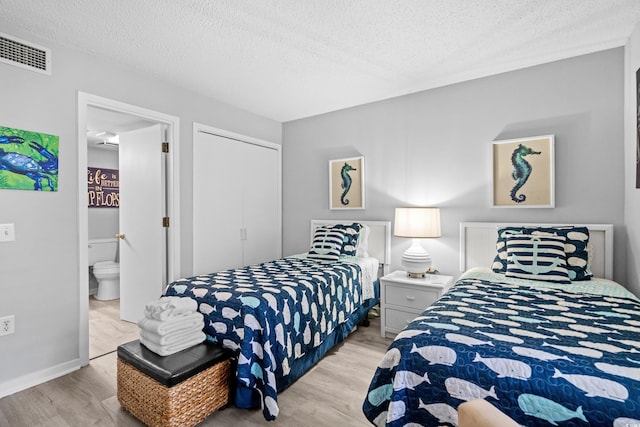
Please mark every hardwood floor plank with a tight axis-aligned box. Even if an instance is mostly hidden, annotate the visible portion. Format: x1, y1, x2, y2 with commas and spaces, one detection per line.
89, 298, 138, 360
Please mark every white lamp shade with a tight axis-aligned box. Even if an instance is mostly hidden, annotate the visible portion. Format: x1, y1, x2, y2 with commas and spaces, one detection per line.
394, 207, 441, 238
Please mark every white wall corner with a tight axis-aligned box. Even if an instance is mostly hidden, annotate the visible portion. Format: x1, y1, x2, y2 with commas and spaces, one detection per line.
624, 23, 640, 296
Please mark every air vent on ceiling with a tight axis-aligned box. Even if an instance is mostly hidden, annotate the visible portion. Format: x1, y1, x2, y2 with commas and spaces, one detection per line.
0, 32, 51, 75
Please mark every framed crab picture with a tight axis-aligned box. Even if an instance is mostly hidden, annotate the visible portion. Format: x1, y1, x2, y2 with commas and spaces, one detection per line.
0, 125, 59, 191
492, 135, 554, 208
329, 156, 365, 210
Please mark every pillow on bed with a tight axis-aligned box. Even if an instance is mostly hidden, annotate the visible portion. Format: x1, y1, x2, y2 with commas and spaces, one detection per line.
492, 226, 592, 280
505, 234, 572, 284
331, 222, 363, 256
308, 226, 346, 262
356, 224, 370, 258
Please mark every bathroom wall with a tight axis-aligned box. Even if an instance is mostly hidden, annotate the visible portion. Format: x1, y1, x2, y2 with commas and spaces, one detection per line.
87, 146, 119, 240
86, 145, 119, 294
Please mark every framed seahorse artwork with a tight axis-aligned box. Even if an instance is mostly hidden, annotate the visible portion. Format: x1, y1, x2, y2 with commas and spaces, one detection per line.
492, 135, 554, 208
329, 156, 365, 210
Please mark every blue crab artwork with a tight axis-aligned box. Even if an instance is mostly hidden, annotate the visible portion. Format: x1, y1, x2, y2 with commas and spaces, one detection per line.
0, 126, 59, 191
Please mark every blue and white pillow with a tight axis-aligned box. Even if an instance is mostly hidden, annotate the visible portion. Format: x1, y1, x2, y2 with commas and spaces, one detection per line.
505, 234, 571, 284
331, 223, 363, 257
308, 227, 346, 262
492, 226, 592, 281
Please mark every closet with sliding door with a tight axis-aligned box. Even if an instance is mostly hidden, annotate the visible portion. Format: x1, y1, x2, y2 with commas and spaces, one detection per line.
193, 125, 281, 275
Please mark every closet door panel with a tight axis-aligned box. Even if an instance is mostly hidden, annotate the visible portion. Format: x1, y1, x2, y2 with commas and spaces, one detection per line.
242, 142, 281, 266
193, 131, 243, 275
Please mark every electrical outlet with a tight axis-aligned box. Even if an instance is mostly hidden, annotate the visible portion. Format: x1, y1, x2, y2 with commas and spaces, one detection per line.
0, 224, 15, 242
0, 315, 15, 336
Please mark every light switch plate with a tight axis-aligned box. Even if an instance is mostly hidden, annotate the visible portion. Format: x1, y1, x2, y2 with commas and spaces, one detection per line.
0, 224, 15, 242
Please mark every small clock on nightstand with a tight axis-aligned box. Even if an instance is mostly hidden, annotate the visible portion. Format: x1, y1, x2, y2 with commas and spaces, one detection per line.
380, 270, 454, 338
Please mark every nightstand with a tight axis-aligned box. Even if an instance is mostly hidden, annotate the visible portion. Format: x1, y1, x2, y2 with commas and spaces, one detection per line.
380, 270, 454, 338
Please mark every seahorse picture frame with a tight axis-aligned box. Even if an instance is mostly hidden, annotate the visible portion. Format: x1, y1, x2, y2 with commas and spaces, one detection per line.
492, 135, 555, 208
329, 156, 365, 210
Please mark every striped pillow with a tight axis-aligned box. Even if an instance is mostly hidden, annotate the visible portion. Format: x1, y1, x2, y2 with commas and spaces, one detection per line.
505, 234, 571, 284
308, 227, 346, 262
492, 226, 592, 281
332, 223, 363, 256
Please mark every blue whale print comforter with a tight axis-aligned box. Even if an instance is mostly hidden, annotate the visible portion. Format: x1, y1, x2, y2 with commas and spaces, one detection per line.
164, 257, 367, 421
363, 272, 640, 426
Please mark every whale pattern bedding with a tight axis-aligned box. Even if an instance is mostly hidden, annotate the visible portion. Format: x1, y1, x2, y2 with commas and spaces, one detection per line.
363, 271, 640, 426
164, 256, 376, 421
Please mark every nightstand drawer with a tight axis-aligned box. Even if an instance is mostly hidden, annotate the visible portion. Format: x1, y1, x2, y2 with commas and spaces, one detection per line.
384, 283, 440, 310
385, 307, 420, 332
379, 271, 454, 338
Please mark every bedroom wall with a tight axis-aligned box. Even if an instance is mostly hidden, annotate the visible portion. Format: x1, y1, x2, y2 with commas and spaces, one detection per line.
0, 24, 281, 394
624, 24, 640, 296
283, 48, 626, 285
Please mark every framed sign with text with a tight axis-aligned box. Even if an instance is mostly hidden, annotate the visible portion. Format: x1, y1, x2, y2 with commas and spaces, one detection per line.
88, 167, 119, 208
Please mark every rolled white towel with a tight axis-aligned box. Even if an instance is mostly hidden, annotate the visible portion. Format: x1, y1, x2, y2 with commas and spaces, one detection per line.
144, 296, 198, 321
138, 312, 203, 335
139, 325, 204, 346
140, 331, 206, 357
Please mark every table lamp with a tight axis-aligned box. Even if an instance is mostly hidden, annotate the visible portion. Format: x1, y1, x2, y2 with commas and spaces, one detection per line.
394, 207, 441, 278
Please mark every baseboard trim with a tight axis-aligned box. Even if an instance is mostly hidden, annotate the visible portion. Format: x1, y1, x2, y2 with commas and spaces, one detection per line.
0, 358, 81, 398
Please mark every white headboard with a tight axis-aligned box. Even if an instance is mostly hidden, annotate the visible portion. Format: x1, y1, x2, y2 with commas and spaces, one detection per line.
310, 220, 391, 275
459, 222, 614, 280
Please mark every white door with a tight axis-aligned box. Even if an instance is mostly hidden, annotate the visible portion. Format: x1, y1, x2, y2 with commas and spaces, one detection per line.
193, 132, 244, 274
242, 142, 280, 266
118, 124, 165, 322
193, 130, 281, 275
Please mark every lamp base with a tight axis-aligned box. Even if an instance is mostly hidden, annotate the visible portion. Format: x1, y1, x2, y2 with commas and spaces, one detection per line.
401, 239, 432, 277
406, 271, 427, 279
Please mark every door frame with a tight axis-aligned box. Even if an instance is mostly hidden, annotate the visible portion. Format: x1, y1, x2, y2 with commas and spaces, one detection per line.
77, 92, 181, 366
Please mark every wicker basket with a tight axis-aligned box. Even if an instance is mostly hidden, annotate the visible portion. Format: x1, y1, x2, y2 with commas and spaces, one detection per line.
117, 357, 230, 427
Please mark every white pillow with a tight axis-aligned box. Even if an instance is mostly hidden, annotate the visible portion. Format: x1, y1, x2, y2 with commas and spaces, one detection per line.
356, 224, 370, 258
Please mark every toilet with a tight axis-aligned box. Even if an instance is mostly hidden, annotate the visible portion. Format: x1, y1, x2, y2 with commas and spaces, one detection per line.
88, 238, 120, 301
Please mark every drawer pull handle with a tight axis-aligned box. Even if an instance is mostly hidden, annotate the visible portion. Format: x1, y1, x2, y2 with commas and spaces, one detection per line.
405, 296, 415, 301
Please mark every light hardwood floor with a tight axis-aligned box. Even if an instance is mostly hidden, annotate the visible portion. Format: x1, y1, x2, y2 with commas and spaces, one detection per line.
89, 297, 139, 359
0, 311, 392, 426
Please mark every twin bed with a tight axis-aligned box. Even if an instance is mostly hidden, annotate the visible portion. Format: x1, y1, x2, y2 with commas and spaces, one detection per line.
364, 222, 640, 427
161, 219, 640, 425
163, 220, 391, 420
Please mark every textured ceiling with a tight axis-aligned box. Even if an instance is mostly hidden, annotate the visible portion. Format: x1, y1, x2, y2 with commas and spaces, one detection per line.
2, 0, 640, 122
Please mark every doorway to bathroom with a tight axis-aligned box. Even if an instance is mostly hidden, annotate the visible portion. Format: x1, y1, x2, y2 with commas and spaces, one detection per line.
86, 115, 155, 359
77, 92, 181, 365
